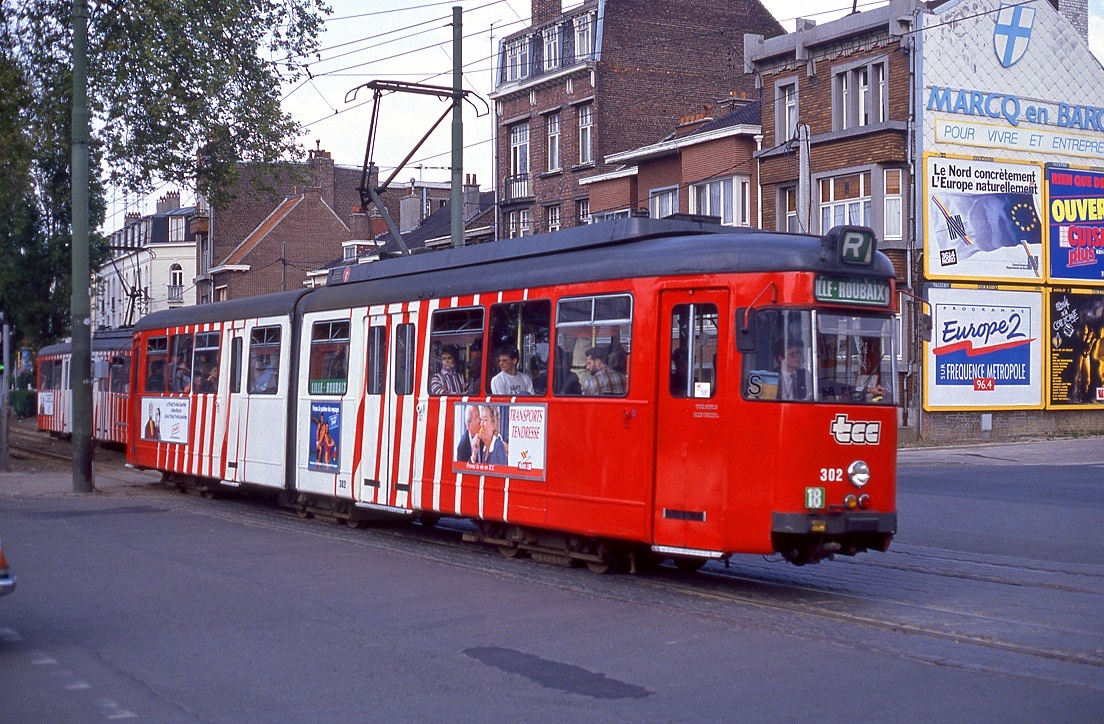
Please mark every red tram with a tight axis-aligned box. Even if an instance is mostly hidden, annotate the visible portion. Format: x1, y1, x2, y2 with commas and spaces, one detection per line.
127, 218, 898, 568
36, 328, 132, 445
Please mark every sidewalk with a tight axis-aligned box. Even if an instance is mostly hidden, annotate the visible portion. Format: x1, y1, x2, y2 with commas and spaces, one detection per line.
897, 436, 1104, 466
0, 465, 160, 499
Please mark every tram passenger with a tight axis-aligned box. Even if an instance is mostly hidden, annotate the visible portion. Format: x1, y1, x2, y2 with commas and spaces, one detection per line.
552, 346, 582, 395
775, 339, 809, 401
252, 365, 277, 394
581, 346, 627, 396
466, 341, 483, 394
490, 345, 534, 396
146, 361, 166, 392
670, 346, 689, 395
477, 405, 508, 465
430, 345, 467, 396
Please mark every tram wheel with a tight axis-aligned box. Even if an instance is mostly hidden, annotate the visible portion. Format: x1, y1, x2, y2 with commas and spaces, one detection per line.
498, 545, 522, 558
346, 518, 365, 529
674, 557, 706, 574
201, 490, 216, 500
586, 560, 614, 574
296, 508, 312, 519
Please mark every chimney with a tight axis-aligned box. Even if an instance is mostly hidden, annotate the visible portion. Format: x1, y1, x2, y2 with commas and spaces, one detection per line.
400, 193, 423, 233
350, 210, 373, 240
721, 90, 754, 110
796, 17, 816, 32
308, 145, 335, 209
675, 107, 714, 137
1051, 0, 1088, 42
532, 0, 562, 27
156, 191, 181, 214
463, 174, 480, 219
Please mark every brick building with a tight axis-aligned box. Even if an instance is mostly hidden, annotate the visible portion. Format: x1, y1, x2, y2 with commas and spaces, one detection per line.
208, 188, 351, 300
583, 98, 762, 225
489, 0, 782, 238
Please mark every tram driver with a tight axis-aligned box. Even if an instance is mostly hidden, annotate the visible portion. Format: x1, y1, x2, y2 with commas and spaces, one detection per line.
774, 339, 809, 401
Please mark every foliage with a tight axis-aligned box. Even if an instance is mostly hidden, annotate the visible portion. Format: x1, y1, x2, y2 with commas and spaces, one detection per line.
10, 389, 36, 419
13, 0, 330, 207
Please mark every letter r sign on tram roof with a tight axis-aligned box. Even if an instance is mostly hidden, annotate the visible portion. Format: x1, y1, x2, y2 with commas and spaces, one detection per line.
840, 229, 874, 266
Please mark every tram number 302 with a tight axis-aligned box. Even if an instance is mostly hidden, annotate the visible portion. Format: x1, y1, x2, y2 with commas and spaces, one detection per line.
819, 467, 844, 482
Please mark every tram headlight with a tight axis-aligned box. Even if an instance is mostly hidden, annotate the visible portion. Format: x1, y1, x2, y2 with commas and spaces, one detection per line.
847, 460, 870, 488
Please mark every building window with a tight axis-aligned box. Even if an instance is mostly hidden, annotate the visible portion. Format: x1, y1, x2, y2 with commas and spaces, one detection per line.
884, 168, 903, 240
546, 205, 561, 232
508, 123, 529, 199
578, 104, 593, 165
574, 14, 593, 60
507, 209, 531, 238
783, 187, 798, 233
505, 37, 529, 82
546, 113, 560, 171
576, 199, 590, 225
649, 186, 679, 219
215, 285, 227, 302
778, 82, 797, 140
169, 216, 185, 242
819, 172, 872, 232
543, 26, 560, 71
835, 62, 887, 130
691, 175, 751, 226
169, 264, 183, 287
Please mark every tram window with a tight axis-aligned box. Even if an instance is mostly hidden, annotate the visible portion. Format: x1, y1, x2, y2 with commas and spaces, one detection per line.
168, 334, 194, 393
146, 336, 168, 393
109, 355, 130, 393
366, 326, 386, 395
394, 323, 416, 395
39, 360, 56, 390
249, 326, 281, 395
309, 320, 349, 395
815, 313, 896, 405
741, 310, 813, 402
429, 308, 485, 395
555, 294, 632, 397
230, 337, 242, 394
489, 301, 551, 396
669, 304, 719, 398
192, 331, 221, 394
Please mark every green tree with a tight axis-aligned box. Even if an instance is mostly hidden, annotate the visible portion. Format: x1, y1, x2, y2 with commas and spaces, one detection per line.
1, 0, 329, 348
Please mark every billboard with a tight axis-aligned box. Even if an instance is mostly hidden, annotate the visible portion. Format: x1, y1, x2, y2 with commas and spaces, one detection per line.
924, 155, 1044, 282
1047, 167, 1104, 284
452, 402, 546, 481
1048, 288, 1104, 407
924, 286, 1044, 410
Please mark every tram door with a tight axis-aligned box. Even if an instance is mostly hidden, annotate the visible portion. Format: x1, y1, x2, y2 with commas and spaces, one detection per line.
363, 311, 417, 508
653, 290, 728, 551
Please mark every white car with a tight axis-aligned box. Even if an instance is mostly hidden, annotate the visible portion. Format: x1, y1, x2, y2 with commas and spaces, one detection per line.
0, 538, 15, 597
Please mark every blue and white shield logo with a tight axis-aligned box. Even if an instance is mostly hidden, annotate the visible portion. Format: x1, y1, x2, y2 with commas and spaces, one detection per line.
993, 3, 1035, 68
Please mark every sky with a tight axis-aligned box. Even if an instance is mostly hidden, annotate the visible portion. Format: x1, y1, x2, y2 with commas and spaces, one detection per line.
103, 0, 1104, 230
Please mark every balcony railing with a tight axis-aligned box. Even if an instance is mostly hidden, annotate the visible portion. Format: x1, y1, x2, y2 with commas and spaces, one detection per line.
501, 174, 531, 202
167, 284, 184, 304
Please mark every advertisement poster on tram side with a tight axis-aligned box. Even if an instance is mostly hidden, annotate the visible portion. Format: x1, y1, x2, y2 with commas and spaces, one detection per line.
924, 155, 1044, 282
37, 391, 54, 416
308, 401, 341, 472
452, 402, 546, 481
924, 286, 1044, 410
1047, 289, 1104, 408
140, 397, 190, 443
1047, 167, 1104, 284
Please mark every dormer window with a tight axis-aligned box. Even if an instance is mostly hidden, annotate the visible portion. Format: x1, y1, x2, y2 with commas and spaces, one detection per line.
574, 14, 593, 60
505, 37, 530, 82
543, 26, 560, 71
169, 215, 185, 242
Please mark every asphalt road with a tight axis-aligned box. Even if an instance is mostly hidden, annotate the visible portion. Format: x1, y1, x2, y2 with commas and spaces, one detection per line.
0, 441, 1102, 721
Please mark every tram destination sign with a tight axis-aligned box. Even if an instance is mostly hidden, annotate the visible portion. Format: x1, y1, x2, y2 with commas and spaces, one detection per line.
814, 276, 891, 307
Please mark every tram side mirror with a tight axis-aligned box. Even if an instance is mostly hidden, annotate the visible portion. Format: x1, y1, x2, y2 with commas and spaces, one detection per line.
736, 307, 758, 352
918, 313, 933, 343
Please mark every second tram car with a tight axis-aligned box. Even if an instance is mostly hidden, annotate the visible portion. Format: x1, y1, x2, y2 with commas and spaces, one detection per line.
37, 328, 133, 445
128, 218, 898, 568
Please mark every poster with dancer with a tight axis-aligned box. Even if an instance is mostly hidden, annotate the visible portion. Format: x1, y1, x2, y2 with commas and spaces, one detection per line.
1048, 289, 1104, 407
308, 401, 341, 472
924, 155, 1044, 282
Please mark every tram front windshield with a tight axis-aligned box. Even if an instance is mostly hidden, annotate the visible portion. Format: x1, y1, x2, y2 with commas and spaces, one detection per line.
742, 309, 896, 405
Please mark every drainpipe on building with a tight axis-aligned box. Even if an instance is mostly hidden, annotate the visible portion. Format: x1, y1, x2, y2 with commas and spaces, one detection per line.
909, 6, 924, 442
796, 123, 811, 233
754, 134, 763, 229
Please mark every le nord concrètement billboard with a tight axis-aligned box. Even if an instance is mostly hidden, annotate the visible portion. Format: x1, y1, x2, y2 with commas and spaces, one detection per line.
1048, 288, 1104, 408
1048, 167, 1104, 284
924, 155, 1044, 282
925, 286, 1044, 410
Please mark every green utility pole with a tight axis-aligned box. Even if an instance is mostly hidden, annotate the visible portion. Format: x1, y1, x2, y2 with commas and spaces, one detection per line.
71, 0, 94, 492
450, 5, 464, 248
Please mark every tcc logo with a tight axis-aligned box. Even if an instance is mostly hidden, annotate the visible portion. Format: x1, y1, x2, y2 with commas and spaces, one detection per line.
829, 414, 881, 445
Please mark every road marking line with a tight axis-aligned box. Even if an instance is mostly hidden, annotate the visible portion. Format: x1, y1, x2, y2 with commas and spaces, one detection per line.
0, 627, 22, 642
97, 698, 137, 720
30, 650, 58, 665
